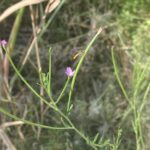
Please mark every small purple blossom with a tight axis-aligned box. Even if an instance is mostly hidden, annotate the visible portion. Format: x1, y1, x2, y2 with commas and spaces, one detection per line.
0, 40, 7, 46
65, 67, 75, 77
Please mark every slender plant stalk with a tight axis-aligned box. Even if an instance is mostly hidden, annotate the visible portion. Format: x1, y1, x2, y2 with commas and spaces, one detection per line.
111, 48, 130, 103
0, 108, 73, 130
29, 5, 44, 139
56, 77, 70, 104
67, 28, 102, 111
8, 8, 25, 55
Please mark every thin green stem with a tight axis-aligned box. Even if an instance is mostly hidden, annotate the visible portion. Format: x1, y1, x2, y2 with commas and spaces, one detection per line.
5, 48, 55, 110
111, 48, 130, 102
67, 28, 102, 111
56, 77, 70, 104
48, 47, 52, 99
8, 8, 25, 55
0, 107, 73, 130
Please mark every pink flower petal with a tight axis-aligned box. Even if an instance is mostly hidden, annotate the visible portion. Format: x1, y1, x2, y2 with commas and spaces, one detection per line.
65, 67, 75, 77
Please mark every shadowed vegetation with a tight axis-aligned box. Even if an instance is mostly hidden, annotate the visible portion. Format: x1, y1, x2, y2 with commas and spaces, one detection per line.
0, 0, 150, 149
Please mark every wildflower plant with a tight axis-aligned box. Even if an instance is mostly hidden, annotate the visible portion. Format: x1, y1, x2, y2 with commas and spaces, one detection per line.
0, 28, 120, 150
1, 0, 150, 149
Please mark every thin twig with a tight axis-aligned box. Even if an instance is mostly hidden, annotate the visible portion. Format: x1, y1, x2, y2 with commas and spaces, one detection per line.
0, 121, 24, 129
29, 5, 44, 139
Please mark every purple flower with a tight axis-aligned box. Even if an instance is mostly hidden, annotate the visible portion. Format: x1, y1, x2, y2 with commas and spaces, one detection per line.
0, 40, 7, 46
65, 67, 75, 77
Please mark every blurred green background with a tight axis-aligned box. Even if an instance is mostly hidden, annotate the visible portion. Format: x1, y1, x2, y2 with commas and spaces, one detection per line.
0, 0, 150, 149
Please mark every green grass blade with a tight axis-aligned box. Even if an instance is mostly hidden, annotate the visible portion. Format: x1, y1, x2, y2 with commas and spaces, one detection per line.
67, 28, 102, 112
111, 48, 130, 102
